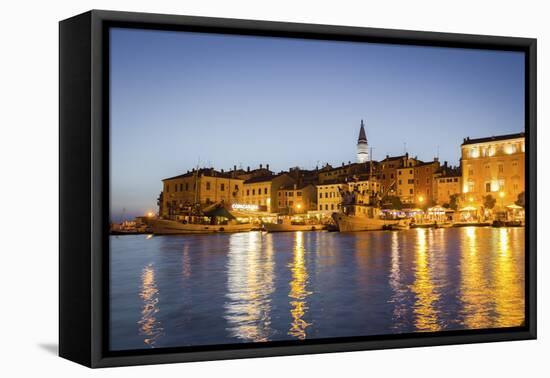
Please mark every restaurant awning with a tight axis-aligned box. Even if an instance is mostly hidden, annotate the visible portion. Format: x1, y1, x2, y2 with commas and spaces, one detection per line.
506, 204, 523, 210
203, 206, 236, 220
459, 206, 477, 212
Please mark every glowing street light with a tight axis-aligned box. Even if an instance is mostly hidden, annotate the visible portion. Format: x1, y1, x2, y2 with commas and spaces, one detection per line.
146, 211, 154, 218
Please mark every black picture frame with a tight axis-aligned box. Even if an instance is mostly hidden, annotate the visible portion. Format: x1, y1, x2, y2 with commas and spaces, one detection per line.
59, 9, 537, 368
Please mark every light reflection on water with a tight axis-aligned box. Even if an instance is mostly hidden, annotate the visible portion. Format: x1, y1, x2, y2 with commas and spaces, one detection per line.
110, 227, 525, 351
137, 264, 164, 347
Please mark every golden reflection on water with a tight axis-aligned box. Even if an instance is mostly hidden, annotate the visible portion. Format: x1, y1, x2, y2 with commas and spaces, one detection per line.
389, 232, 408, 330
138, 263, 164, 347
288, 231, 312, 340
225, 232, 275, 342
459, 227, 524, 329
493, 228, 525, 327
411, 228, 441, 332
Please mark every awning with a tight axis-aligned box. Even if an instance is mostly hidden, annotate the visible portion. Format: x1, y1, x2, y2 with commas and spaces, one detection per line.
459, 206, 477, 212
203, 206, 235, 220
506, 204, 523, 210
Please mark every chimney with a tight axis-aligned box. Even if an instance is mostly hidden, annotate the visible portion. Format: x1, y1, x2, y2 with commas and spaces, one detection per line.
260, 164, 263, 169
434, 157, 439, 162
221, 168, 224, 173
247, 166, 250, 172
444, 161, 448, 167
233, 165, 237, 171
342, 162, 344, 167
266, 164, 270, 171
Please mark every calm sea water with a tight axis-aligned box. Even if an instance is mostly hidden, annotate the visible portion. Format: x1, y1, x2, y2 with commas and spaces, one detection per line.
110, 227, 525, 351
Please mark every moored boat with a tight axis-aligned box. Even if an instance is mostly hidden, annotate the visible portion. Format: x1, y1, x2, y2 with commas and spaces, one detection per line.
264, 218, 325, 232
150, 218, 253, 235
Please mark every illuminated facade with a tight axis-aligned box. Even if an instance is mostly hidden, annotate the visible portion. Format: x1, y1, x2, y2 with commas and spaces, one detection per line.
277, 183, 317, 214
316, 181, 345, 213
243, 173, 296, 213
461, 133, 525, 208
396, 166, 415, 204
433, 163, 462, 206
413, 160, 440, 206
161, 168, 244, 217
379, 153, 419, 197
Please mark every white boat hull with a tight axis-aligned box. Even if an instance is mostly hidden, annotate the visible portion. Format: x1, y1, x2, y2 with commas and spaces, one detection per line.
151, 219, 253, 235
264, 223, 325, 232
333, 213, 407, 232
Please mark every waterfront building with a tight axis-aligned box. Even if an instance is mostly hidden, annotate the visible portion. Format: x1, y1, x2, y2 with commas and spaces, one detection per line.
396, 166, 416, 204
379, 153, 419, 197
161, 168, 244, 217
242, 173, 296, 213
318, 161, 376, 184
461, 132, 525, 208
316, 180, 346, 214
413, 159, 440, 206
277, 183, 317, 214
357, 119, 369, 163
433, 163, 462, 206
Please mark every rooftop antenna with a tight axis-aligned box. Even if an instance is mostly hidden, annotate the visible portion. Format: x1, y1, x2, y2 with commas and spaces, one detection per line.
437, 145, 440, 159
403, 142, 407, 154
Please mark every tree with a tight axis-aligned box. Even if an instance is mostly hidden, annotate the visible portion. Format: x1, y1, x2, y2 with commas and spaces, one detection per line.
381, 195, 403, 210
483, 194, 496, 209
515, 191, 525, 207
449, 194, 460, 211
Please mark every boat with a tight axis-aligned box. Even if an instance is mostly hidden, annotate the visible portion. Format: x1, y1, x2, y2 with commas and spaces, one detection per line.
150, 218, 253, 235
264, 218, 325, 232
333, 208, 409, 232
151, 201, 253, 235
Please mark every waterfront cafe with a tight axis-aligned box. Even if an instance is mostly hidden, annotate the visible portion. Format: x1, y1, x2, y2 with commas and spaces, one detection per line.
505, 203, 525, 223
426, 205, 453, 223
381, 209, 407, 220
229, 203, 277, 224
458, 205, 479, 223
402, 208, 425, 223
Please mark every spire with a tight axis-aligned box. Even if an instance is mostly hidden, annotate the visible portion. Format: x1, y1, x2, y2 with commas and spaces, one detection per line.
358, 119, 367, 143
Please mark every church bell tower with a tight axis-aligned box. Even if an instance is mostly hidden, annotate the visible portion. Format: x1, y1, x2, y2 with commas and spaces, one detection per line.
357, 119, 369, 163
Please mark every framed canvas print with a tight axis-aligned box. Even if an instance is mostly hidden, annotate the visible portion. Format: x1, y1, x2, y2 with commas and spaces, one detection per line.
59, 10, 537, 368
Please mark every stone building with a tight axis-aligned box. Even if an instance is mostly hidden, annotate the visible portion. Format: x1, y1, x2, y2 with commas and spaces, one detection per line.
161, 168, 244, 218
357, 119, 369, 163
277, 183, 317, 214
413, 159, 440, 206
379, 153, 419, 197
433, 163, 462, 206
242, 173, 295, 213
461, 132, 525, 208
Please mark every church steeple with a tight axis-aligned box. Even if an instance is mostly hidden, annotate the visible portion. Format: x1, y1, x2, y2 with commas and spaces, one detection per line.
356, 119, 369, 163
358, 119, 367, 143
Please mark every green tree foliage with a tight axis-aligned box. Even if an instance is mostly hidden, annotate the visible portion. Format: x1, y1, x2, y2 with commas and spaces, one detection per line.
381, 195, 403, 210
515, 191, 525, 207
449, 193, 460, 210
483, 194, 496, 209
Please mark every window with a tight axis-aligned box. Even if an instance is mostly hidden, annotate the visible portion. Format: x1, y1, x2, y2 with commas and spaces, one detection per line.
499, 179, 505, 190
185, 183, 189, 191
398, 179, 402, 185
319, 193, 322, 199
289, 201, 293, 206
297, 191, 302, 196
485, 182, 491, 192
166, 184, 169, 193
234, 184, 239, 191
468, 180, 475, 193
409, 188, 413, 194
409, 169, 413, 174
264, 188, 268, 195
325, 193, 328, 198
498, 164, 504, 174
453, 178, 458, 182
252, 189, 255, 195
398, 171, 402, 175
220, 183, 225, 191
390, 174, 394, 179
206, 182, 211, 190
180, 183, 183, 191
408, 179, 414, 184
246, 189, 250, 196
319, 204, 323, 210
331, 204, 334, 210
325, 204, 328, 210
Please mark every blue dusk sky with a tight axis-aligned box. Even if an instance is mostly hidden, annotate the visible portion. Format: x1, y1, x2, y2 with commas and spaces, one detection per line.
110, 27, 524, 219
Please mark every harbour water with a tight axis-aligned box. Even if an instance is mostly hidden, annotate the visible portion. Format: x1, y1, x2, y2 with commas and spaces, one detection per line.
110, 227, 525, 351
